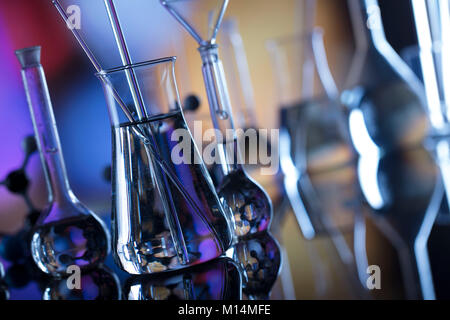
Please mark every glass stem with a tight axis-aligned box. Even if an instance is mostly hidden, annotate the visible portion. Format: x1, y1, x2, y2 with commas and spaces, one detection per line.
199, 44, 243, 175
17, 48, 74, 207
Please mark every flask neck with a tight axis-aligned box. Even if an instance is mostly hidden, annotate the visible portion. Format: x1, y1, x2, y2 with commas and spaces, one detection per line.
199, 44, 245, 174
349, 0, 388, 53
21, 66, 76, 207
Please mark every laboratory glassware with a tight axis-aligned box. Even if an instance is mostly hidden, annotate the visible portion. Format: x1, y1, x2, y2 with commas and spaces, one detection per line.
125, 257, 242, 300
342, 0, 429, 154
220, 18, 273, 171
232, 232, 281, 300
401, 44, 450, 225
410, 1, 450, 226
51, 0, 206, 202
357, 146, 441, 300
98, 57, 233, 275
160, 0, 273, 238
52, 0, 233, 274
16, 46, 110, 276
220, 18, 258, 134
411, 0, 450, 137
43, 267, 121, 300
267, 28, 355, 239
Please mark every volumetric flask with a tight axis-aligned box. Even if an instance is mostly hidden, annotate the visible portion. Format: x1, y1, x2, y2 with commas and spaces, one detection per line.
98, 57, 233, 275
16, 46, 110, 276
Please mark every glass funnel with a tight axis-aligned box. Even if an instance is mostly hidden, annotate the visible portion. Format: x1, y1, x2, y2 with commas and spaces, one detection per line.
98, 57, 233, 275
16, 46, 110, 276
267, 29, 355, 239
124, 257, 242, 300
161, 0, 273, 239
342, 0, 429, 154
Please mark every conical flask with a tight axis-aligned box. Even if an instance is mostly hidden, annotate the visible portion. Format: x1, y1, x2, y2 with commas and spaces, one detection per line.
124, 257, 242, 300
161, 0, 273, 239
267, 28, 355, 239
16, 46, 110, 276
342, 0, 429, 154
98, 57, 233, 275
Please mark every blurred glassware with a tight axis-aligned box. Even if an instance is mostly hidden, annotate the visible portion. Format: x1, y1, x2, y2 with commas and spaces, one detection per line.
124, 257, 242, 300
267, 28, 355, 239
52, 0, 185, 70
358, 146, 440, 299
402, 44, 450, 226
16, 46, 110, 276
161, 0, 273, 239
230, 232, 281, 300
220, 18, 257, 132
220, 18, 272, 173
0, 273, 8, 300
403, 0, 450, 223
43, 267, 121, 300
411, 0, 450, 138
342, 0, 429, 154
98, 57, 233, 275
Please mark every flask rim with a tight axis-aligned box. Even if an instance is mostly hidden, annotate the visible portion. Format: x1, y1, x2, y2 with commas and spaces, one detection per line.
95, 56, 177, 78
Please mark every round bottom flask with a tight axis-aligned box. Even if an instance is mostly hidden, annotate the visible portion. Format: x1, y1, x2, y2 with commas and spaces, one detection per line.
16, 46, 110, 276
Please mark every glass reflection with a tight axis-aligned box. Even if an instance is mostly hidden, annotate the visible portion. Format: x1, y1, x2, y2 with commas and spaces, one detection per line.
43, 267, 121, 300
124, 258, 242, 300
231, 232, 281, 300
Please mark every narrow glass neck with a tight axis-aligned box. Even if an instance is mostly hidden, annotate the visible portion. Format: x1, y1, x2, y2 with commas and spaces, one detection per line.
199, 44, 244, 174
349, 0, 388, 52
217, 139, 243, 175
21, 65, 74, 206
199, 44, 236, 135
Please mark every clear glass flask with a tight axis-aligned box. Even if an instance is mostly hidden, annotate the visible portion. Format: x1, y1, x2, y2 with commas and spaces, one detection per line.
231, 232, 281, 300
267, 29, 355, 239
98, 57, 233, 275
16, 46, 110, 276
160, 0, 273, 239
342, 0, 429, 153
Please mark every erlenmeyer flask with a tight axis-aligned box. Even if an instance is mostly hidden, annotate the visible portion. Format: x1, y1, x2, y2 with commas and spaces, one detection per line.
98, 57, 233, 275
16, 46, 110, 276
124, 257, 242, 300
342, 0, 429, 154
267, 28, 355, 239
161, 0, 273, 239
